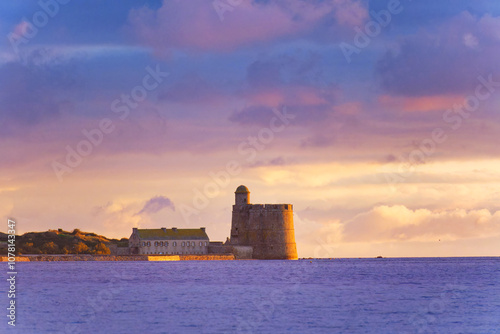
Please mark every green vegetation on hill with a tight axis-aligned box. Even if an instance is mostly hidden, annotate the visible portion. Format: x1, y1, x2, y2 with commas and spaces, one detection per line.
0, 229, 128, 255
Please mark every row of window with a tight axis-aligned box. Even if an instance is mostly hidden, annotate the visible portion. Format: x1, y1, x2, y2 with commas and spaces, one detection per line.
141, 241, 208, 247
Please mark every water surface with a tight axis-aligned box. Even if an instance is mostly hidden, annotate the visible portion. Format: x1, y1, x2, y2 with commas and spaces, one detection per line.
1, 257, 499, 333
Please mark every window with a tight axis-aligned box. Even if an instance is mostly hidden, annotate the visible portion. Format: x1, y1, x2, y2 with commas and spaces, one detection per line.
147, 241, 151, 247
160, 241, 163, 246
165, 241, 169, 247
192, 242, 195, 247
182, 242, 185, 247
142, 242, 145, 247
199, 242, 202, 247
155, 241, 158, 247
173, 242, 177, 247
204, 242, 208, 247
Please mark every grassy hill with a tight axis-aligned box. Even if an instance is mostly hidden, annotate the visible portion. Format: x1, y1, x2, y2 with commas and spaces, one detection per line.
0, 229, 128, 255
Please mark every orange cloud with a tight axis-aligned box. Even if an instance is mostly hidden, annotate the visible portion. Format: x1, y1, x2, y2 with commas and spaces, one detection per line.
378, 94, 464, 112
293, 89, 327, 105
342, 205, 500, 242
250, 90, 285, 106
247, 87, 328, 107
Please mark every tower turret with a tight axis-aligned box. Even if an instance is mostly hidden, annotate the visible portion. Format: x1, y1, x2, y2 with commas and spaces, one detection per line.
235, 185, 250, 206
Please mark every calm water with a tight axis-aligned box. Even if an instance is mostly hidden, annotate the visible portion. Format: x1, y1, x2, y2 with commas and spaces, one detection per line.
1, 258, 499, 333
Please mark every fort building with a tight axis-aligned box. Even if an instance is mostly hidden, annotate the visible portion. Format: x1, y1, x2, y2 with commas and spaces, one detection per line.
228, 185, 298, 260
127, 186, 298, 259
128, 227, 209, 255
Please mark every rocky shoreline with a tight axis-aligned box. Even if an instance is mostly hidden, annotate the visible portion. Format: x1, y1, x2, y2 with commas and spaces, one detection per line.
0, 254, 235, 262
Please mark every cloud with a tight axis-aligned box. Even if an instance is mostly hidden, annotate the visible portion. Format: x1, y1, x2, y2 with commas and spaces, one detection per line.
91, 195, 175, 232
341, 205, 500, 242
331, 0, 368, 26
90, 200, 143, 234
377, 94, 464, 112
463, 33, 479, 49
127, 0, 367, 54
12, 20, 31, 36
246, 59, 283, 88
230, 102, 334, 127
248, 156, 288, 168
376, 12, 500, 96
229, 105, 277, 125
136, 195, 175, 215
244, 52, 326, 89
229, 52, 337, 126
158, 74, 221, 103
0, 47, 90, 133
0, 60, 62, 127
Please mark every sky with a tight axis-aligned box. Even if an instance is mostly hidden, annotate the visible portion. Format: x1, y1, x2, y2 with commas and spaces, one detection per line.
1, 0, 500, 258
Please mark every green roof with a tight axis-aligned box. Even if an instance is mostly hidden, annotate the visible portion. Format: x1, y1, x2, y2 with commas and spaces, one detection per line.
135, 228, 209, 240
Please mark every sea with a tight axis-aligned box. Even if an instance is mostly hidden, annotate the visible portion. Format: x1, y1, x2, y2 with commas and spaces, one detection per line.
1, 257, 499, 333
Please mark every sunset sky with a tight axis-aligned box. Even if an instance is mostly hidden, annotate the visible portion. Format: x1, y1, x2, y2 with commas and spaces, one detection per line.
1, 0, 500, 257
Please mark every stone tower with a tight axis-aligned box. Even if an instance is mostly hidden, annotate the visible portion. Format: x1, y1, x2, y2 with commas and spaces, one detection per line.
230, 185, 298, 260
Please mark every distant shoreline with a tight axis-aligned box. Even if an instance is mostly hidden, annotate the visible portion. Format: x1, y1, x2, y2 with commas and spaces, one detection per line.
0, 254, 235, 262
2, 255, 498, 262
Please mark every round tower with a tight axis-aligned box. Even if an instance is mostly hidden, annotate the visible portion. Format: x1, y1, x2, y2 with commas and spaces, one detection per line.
230, 185, 298, 259
235, 185, 250, 206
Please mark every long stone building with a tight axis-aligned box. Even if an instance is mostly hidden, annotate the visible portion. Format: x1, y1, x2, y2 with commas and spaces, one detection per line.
228, 185, 298, 260
128, 227, 209, 255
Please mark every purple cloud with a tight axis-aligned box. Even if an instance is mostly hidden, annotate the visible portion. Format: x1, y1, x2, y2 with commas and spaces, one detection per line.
376, 12, 500, 96
127, 1, 367, 54
136, 196, 175, 215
